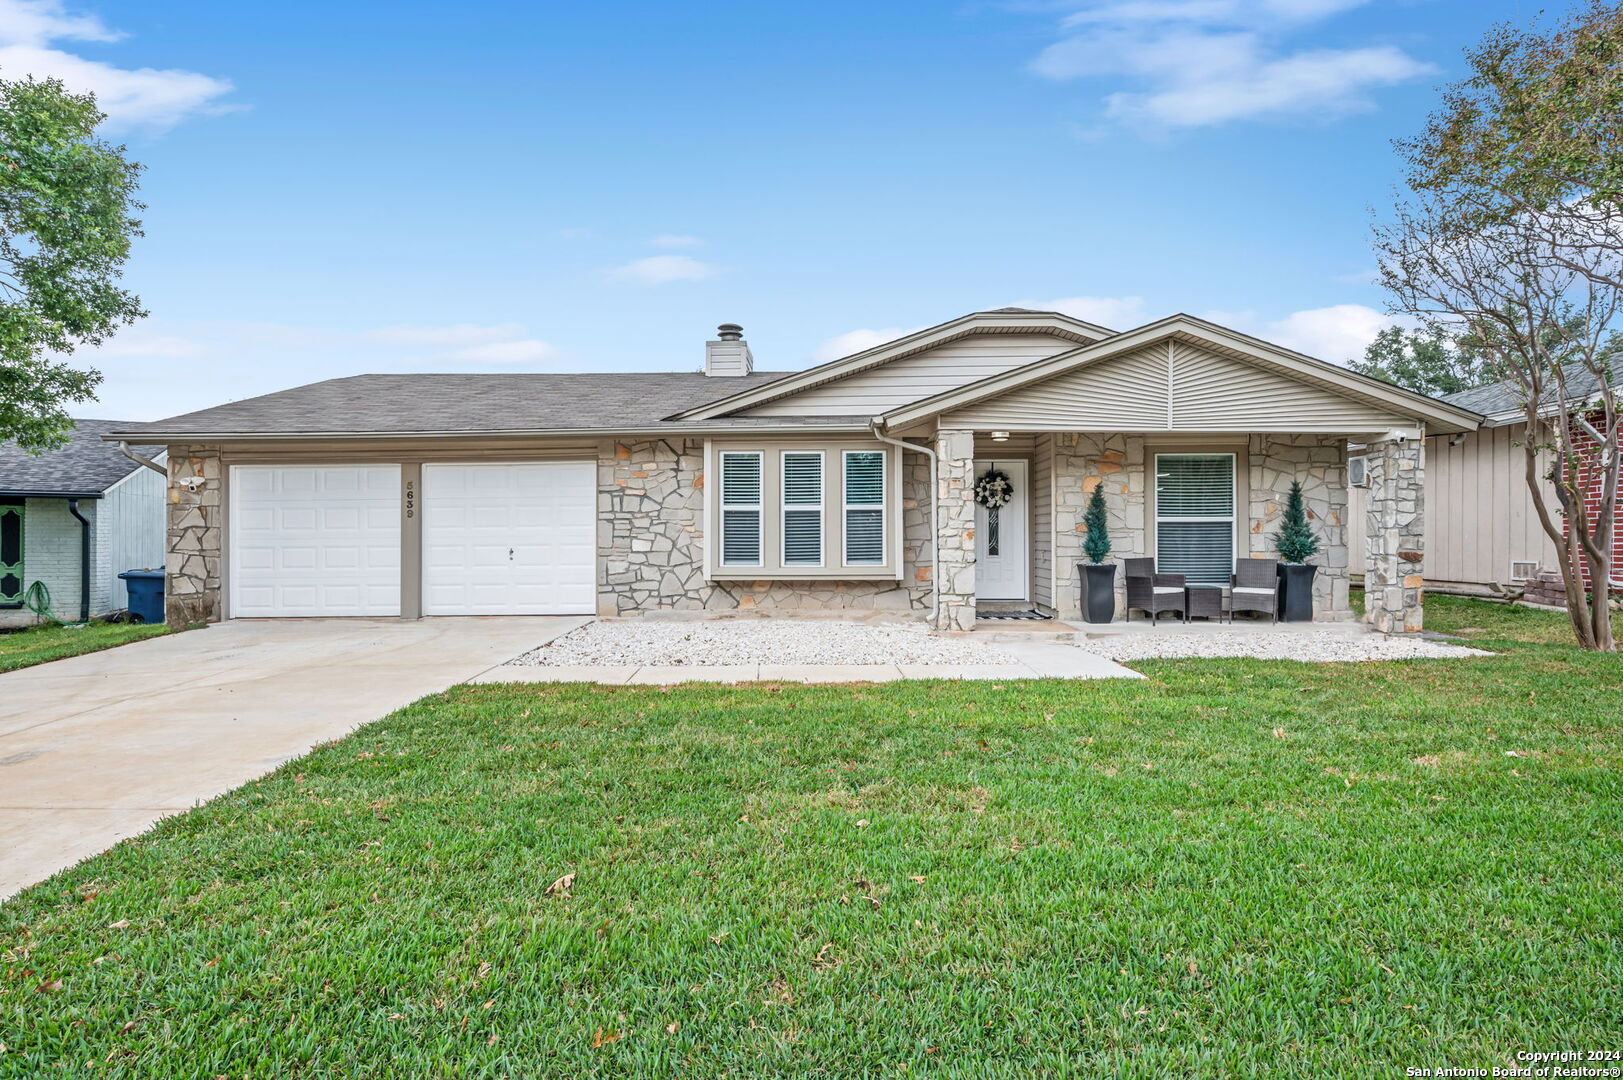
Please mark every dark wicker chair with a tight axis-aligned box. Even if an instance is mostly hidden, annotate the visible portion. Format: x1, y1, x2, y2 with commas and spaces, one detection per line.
1231, 558, 1280, 622
1124, 557, 1186, 622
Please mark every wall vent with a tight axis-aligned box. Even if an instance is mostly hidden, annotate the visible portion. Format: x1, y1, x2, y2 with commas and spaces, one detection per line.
1510, 560, 1538, 581
1348, 455, 1369, 488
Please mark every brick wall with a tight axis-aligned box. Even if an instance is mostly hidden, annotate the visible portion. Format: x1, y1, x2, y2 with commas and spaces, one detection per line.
0, 498, 98, 628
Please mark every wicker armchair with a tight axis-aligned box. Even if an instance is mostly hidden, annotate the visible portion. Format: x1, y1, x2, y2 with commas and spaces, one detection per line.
1231, 558, 1280, 622
1124, 557, 1186, 622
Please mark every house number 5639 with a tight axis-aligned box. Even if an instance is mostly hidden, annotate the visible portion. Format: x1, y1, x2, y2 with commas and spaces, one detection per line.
405, 479, 415, 519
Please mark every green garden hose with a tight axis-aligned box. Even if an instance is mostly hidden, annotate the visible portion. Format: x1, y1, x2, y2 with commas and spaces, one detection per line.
23, 580, 57, 625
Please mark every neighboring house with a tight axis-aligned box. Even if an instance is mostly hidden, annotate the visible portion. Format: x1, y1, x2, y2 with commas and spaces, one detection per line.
104, 309, 1481, 634
1349, 363, 1619, 595
0, 419, 168, 627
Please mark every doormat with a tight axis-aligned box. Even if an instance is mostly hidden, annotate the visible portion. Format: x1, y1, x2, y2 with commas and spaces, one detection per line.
977, 609, 1053, 621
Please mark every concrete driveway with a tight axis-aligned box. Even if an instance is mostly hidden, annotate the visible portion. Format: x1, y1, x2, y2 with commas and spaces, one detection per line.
0, 616, 587, 898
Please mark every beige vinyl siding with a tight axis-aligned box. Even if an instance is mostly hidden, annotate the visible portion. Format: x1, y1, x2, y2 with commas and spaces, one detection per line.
744, 334, 1080, 417
947, 341, 1414, 433
1349, 424, 1558, 589
102, 456, 167, 610
1032, 434, 1054, 610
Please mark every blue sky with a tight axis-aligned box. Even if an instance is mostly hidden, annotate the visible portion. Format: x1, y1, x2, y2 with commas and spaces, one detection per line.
3, 0, 1531, 420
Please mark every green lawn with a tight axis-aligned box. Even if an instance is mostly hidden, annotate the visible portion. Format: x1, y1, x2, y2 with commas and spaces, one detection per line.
2, 598, 1619, 1077
0, 621, 170, 674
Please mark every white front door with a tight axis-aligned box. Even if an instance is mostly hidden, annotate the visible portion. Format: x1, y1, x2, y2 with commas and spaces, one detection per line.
230, 465, 402, 617
421, 462, 596, 616
974, 458, 1029, 602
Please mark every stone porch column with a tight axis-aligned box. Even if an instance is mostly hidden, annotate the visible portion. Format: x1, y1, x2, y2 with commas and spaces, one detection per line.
167, 446, 223, 626
933, 428, 977, 631
1364, 433, 1424, 634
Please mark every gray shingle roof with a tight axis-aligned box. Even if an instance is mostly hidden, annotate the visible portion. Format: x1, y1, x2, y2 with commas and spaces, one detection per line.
100, 371, 867, 440
1442, 361, 1614, 419
0, 419, 164, 497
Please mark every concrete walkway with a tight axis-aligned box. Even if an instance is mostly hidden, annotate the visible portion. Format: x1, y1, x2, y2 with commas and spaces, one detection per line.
0, 616, 585, 898
475, 639, 1139, 685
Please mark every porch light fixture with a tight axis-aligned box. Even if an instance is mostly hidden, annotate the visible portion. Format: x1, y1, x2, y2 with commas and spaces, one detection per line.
989, 430, 1010, 442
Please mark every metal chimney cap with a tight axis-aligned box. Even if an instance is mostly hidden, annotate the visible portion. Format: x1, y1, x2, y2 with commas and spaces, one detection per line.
716, 323, 744, 341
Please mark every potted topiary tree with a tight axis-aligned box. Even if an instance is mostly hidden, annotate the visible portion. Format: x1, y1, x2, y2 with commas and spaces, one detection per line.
1272, 479, 1321, 622
1078, 481, 1116, 623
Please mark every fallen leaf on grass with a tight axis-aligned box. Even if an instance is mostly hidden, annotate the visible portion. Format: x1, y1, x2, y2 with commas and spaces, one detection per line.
812, 942, 838, 969
666, 1021, 679, 1035
592, 1027, 622, 1048
1272, 728, 1286, 739
855, 819, 869, 828
544, 873, 575, 898
910, 875, 926, 884
34, 980, 62, 994
107, 920, 129, 929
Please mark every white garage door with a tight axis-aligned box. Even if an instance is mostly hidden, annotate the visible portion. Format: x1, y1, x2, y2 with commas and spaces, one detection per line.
230, 465, 401, 617
421, 462, 596, 616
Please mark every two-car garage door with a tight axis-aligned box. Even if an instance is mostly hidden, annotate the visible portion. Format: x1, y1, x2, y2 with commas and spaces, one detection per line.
230, 463, 595, 617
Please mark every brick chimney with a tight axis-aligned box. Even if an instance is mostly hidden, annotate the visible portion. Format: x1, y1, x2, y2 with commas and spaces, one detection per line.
705, 323, 753, 376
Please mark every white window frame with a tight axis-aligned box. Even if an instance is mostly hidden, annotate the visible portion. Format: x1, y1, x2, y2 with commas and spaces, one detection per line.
1153, 452, 1237, 586
719, 450, 763, 567
842, 449, 887, 567
780, 450, 825, 567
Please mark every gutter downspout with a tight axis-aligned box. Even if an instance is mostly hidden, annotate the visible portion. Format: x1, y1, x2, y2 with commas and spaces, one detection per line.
870, 418, 937, 628
119, 442, 167, 476
66, 497, 91, 623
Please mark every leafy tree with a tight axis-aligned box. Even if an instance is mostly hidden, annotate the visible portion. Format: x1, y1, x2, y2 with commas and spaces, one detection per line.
1271, 481, 1320, 564
1082, 482, 1111, 563
1375, 3, 1622, 652
1351, 326, 1496, 397
1, 76, 144, 451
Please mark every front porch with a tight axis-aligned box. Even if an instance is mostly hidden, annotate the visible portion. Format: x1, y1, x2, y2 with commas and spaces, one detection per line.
924, 428, 1424, 634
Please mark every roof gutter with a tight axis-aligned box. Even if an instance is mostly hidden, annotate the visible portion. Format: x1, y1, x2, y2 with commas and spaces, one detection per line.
119, 442, 168, 476
66, 497, 91, 623
869, 418, 937, 629
97, 422, 878, 443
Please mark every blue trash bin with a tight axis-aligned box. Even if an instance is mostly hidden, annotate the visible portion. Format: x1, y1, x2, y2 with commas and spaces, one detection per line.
118, 569, 165, 624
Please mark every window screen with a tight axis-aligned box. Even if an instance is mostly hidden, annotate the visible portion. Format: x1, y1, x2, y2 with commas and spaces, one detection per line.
843, 451, 885, 565
1155, 454, 1234, 585
720, 452, 763, 565
0, 499, 22, 606
781, 451, 823, 566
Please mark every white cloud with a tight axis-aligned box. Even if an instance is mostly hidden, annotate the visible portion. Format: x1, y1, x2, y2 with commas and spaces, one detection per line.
367, 323, 528, 347
1262, 303, 1390, 363
810, 327, 924, 365
443, 339, 556, 365
1204, 303, 1392, 364
649, 234, 702, 249
1029, 0, 1431, 129
0, 0, 236, 131
1013, 294, 1148, 328
607, 255, 715, 285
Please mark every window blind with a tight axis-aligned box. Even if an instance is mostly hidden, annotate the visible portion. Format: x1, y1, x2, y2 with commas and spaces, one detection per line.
782, 451, 823, 565
720, 452, 762, 565
843, 451, 885, 565
1154, 453, 1234, 585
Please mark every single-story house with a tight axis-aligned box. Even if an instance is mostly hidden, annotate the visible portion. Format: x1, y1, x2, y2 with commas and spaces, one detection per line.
1349, 362, 1620, 597
0, 419, 168, 627
103, 309, 1482, 633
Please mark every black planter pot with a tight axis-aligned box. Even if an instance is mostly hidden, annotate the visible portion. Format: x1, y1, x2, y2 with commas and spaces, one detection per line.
1277, 563, 1317, 622
1079, 562, 1117, 624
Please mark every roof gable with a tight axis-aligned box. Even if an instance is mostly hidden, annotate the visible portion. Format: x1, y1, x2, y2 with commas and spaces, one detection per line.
885, 315, 1485, 434
671, 309, 1114, 421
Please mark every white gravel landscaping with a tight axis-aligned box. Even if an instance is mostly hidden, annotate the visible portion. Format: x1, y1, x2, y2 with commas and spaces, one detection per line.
1073, 630, 1492, 663
509, 619, 1018, 667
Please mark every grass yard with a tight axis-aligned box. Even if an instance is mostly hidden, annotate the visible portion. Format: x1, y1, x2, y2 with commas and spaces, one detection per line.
0, 621, 170, 674
2, 598, 1619, 1077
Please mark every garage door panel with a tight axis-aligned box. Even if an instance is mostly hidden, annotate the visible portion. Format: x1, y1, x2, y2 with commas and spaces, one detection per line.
230, 465, 401, 617
421, 462, 595, 616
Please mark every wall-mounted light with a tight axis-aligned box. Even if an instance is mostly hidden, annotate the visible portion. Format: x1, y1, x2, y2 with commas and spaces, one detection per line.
989, 430, 1010, 442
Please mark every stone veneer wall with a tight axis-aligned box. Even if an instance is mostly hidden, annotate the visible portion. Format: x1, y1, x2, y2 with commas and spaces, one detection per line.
596, 438, 934, 616
1050, 432, 1350, 620
931, 430, 977, 630
1363, 435, 1424, 633
166, 446, 222, 625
